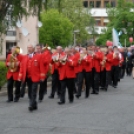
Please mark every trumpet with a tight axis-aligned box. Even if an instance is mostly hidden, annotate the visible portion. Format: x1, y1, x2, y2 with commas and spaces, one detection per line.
78, 53, 87, 64
52, 53, 60, 62
9, 46, 20, 72
59, 54, 68, 65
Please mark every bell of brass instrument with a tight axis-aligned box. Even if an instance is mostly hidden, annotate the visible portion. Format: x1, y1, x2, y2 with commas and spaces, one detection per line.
100, 47, 107, 68
9, 46, 20, 72
60, 54, 67, 65
52, 53, 60, 62
78, 52, 87, 64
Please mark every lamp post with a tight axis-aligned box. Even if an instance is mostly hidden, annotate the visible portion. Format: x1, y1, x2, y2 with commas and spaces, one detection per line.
73, 30, 79, 46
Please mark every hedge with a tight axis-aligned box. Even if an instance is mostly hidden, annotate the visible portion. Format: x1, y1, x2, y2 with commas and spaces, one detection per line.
0, 61, 7, 89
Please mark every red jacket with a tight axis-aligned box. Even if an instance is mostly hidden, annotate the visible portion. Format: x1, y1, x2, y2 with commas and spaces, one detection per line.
6, 54, 23, 81
92, 51, 103, 72
58, 54, 77, 80
18, 54, 41, 82
112, 53, 121, 66
101, 53, 113, 71
73, 52, 80, 74
81, 54, 92, 72
40, 50, 52, 80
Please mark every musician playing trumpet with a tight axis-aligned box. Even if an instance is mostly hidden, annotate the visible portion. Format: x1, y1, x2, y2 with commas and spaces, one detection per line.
100, 46, 113, 91
57, 48, 77, 105
6, 46, 23, 102
75, 47, 92, 99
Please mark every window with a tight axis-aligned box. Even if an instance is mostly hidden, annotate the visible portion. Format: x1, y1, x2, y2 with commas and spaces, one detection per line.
95, 20, 101, 26
89, 1, 94, 8
104, 1, 109, 7
6, 31, 16, 36
83, 1, 88, 8
111, 1, 116, 7
96, 1, 101, 8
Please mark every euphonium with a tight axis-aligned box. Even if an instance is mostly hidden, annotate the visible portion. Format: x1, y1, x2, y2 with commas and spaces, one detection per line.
9, 46, 20, 72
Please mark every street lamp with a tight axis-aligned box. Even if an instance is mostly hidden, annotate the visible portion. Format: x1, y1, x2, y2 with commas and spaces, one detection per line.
73, 30, 79, 46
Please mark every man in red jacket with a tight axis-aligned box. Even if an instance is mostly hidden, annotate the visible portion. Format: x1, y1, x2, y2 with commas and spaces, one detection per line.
18, 44, 41, 111
39, 46, 52, 101
100, 46, 113, 91
49, 46, 63, 99
6, 46, 23, 102
57, 48, 77, 105
75, 47, 92, 98
89, 44, 103, 94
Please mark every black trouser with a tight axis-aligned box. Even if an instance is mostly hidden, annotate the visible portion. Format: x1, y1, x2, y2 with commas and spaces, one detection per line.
126, 65, 132, 76
7, 77, 21, 101
92, 68, 100, 93
112, 66, 119, 86
29, 82, 38, 107
20, 81, 27, 97
77, 70, 92, 97
120, 65, 126, 78
100, 69, 111, 90
39, 78, 47, 100
60, 78, 74, 102
50, 70, 61, 97
26, 78, 32, 99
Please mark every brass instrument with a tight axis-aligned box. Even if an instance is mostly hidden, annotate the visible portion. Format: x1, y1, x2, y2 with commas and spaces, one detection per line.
100, 47, 107, 69
52, 53, 60, 62
60, 54, 67, 65
78, 52, 87, 64
42, 44, 48, 52
9, 46, 20, 72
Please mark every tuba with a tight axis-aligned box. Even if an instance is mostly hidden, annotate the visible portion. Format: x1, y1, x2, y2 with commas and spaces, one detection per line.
9, 46, 20, 72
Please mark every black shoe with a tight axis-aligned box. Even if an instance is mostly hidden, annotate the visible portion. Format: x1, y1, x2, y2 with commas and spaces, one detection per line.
28, 106, 33, 111
58, 101, 65, 105
75, 94, 80, 99
113, 85, 117, 88
6, 99, 13, 102
91, 92, 96, 94
85, 95, 89, 98
14, 98, 19, 102
49, 95, 54, 99
33, 105, 38, 110
95, 92, 99, 95
20, 94, 24, 98
69, 100, 73, 103
100, 87, 105, 90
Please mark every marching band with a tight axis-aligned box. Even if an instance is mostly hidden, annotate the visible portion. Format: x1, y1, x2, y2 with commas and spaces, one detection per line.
5, 43, 125, 112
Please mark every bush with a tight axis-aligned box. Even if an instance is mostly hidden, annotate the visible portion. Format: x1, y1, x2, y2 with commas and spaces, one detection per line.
0, 61, 7, 89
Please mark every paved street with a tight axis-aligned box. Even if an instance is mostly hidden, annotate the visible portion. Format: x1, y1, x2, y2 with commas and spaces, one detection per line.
0, 76, 134, 134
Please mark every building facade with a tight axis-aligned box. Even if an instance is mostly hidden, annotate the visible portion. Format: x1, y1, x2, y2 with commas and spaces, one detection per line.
0, 16, 39, 60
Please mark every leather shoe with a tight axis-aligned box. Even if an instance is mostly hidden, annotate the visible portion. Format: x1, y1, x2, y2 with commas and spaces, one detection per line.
14, 99, 19, 102
58, 101, 65, 105
75, 94, 80, 99
49, 95, 54, 99
6, 100, 13, 103
28, 106, 33, 111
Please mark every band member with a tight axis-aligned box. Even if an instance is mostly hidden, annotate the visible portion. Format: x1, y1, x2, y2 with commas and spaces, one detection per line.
39, 45, 52, 101
90, 45, 103, 94
112, 46, 123, 88
71, 46, 80, 94
75, 47, 92, 98
49, 46, 62, 99
6, 46, 23, 102
100, 46, 113, 91
58, 48, 77, 104
18, 44, 41, 111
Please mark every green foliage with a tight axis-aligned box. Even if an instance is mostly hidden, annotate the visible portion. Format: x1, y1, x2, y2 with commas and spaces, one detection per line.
96, 0, 134, 47
0, 62, 7, 89
39, 9, 73, 47
46, 0, 93, 44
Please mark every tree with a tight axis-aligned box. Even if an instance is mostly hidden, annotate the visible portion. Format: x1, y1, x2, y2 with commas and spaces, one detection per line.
46, 0, 94, 45
96, 0, 134, 46
39, 9, 73, 47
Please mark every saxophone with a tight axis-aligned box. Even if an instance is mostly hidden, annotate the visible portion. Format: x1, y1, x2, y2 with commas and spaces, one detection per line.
9, 46, 20, 72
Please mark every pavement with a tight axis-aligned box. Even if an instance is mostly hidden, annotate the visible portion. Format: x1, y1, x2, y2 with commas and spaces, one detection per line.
0, 76, 134, 134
